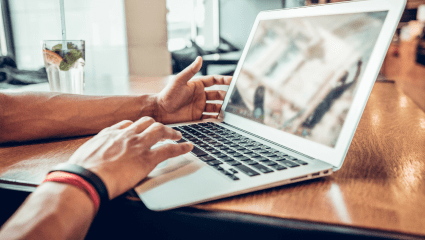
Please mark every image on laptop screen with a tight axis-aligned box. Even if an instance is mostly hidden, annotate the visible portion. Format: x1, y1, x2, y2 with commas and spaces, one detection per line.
225, 11, 388, 148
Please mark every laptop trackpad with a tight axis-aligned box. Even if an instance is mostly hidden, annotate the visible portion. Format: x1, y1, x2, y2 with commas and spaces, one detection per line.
135, 141, 203, 194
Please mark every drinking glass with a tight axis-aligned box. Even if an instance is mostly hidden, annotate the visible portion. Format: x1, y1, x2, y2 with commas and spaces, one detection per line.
42, 40, 85, 94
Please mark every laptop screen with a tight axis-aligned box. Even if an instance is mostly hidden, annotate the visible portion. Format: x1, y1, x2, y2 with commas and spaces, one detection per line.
224, 11, 388, 148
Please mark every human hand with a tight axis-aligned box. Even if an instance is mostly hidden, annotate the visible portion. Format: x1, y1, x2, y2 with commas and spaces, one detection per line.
67, 117, 193, 199
155, 57, 232, 124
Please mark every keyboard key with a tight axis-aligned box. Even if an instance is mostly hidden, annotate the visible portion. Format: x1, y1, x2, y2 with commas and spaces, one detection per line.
233, 146, 245, 150
229, 168, 238, 174
276, 152, 289, 157
214, 153, 227, 158
279, 160, 300, 168
227, 174, 240, 181
207, 160, 223, 166
212, 165, 224, 171
197, 143, 208, 147
291, 159, 309, 165
269, 156, 286, 161
223, 149, 236, 154
199, 155, 215, 162
176, 139, 186, 143
246, 153, 261, 158
226, 160, 242, 166
251, 164, 274, 174
220, 156, 234, 162
210, 142, 223, 147
191, 147, 208, 157
243, 160, 258, 165
219, 146, 229, 150
244, 144, 256, 148
204, 146, 214, 151
240, 149, 253, 154
270, 164, 288, 171
255, 149, 269, 154
252, 156, 268, 162
229, 152, 243, 157
261, 160, 277, 166
262, 152, 276, 157
235, 165, 260, 177
211, 150, 222, 155
235, 156, 250, 161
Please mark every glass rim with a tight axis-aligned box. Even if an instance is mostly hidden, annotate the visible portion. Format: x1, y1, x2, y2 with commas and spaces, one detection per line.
42, 40, 85, 42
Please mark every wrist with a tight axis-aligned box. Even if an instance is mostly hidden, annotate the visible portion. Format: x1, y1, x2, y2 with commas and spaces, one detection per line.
149, 93, 162, 122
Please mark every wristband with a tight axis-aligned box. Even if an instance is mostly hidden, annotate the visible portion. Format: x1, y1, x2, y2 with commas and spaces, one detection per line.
48, 163, 109, 207
43, 172, 100, 212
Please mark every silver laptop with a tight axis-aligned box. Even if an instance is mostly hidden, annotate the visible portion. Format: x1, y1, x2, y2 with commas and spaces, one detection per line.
135, 0, 406, 211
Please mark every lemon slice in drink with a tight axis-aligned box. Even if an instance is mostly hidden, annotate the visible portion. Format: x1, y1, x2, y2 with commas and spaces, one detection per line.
43, 49, 63, 66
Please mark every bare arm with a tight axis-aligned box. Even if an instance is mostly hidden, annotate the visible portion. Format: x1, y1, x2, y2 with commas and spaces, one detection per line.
0, 57, 230, 144
0, 118, 193, 240
0, 182, 94, 240
0, 58, 232, 239
0, 92, 158, 143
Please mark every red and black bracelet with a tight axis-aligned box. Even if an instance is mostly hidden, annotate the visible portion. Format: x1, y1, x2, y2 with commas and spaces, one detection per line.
43, 163, 109, 212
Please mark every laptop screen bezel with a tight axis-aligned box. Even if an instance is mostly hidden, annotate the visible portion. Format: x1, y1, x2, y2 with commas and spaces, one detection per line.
219, 0, 406, 170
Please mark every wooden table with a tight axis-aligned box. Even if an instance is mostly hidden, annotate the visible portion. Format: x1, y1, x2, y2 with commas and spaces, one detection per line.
1, 77, 424, 238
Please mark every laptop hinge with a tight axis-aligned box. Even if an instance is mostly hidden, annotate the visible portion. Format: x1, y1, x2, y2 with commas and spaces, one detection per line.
222, 122, 315, 161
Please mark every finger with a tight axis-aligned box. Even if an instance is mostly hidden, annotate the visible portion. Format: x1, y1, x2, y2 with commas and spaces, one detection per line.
201, 114, 218, 120
148, 142, 193, 165
128, 116, 156, 134
196, 75, 232, 88
205, 90, 227, 101
140, 122, 182, 147
109, 120, 134, 130
174, 56, 203, 84
204, 103, 222, 113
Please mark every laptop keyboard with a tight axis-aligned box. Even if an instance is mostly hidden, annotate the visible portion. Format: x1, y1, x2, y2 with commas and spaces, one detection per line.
172, 122, 308, 181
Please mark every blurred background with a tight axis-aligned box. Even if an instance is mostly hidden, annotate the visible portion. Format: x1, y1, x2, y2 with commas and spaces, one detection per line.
0, 0, 424, 111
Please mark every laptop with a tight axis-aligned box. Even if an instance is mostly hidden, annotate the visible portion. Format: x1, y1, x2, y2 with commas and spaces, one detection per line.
135, 0, 406, 211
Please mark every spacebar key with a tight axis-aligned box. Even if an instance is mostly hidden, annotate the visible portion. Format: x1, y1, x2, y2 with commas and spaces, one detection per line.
191, 147, 208, 157
235, 165, 260, 177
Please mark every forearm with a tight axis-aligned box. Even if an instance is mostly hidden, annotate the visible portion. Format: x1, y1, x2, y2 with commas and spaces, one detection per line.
0, 182, 94, 240
0, 92, 158, 143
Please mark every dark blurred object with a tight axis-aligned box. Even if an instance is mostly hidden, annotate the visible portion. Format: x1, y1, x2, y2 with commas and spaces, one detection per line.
416, 27, 425, 66
0, 56, 48, 89
171, 37, 240, 74
201, 51, 241, 75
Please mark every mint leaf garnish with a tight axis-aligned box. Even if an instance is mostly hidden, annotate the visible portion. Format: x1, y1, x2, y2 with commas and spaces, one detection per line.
59, 49, 83, 71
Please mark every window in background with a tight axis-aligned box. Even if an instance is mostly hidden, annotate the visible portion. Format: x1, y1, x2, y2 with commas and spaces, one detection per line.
219, 0, 284, 50
7, 0, 128, 81
0, 0, 14, 57
166, 0, 219, 52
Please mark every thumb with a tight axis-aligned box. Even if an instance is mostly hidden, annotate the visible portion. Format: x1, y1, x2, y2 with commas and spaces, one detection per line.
175, 56, 203, 84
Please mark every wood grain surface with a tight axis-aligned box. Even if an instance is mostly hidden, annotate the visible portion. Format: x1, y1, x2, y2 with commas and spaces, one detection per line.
1, 78, 424, 236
